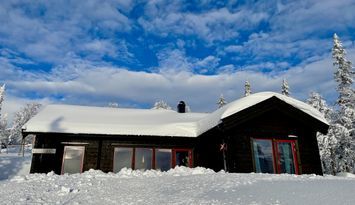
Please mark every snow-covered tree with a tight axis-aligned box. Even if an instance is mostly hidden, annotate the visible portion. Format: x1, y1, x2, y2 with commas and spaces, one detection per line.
0, 84, 4, 114
152, 100, 172, 110
9, 103, 42, 144
0, 84, 8, 147
0, 114, 8, 145
185, 104, 191, 113
332, 33, 355, 173
217, 94, 227, 108
307, 92, 337, 174
332, 33, 354, 108
281, 79, 290, 96
108, 102, 119, 108
244, 81, 251, 96
307, 92, 332, 119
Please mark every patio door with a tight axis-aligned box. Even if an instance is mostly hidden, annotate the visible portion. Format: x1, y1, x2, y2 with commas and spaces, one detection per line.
252, 139, 299, 174
275, 140, 298, 174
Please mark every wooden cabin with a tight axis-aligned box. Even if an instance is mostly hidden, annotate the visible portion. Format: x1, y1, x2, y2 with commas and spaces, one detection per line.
22, 92, 329, 175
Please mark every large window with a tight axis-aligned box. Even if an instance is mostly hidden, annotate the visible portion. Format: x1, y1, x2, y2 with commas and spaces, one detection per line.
113, 147, 192, 172
155, 149, 172, 171
252, 139, 275, 173
61, 146, 85, 174
135, 148, 153, 170
173, 149, 192, 167
113, 147, 133, 172
252, 139, 298, 174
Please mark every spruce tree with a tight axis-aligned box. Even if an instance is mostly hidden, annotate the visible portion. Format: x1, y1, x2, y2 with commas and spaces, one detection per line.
217, 94, 227, 108
281, 79, 290, 96
332, 33, 354, 108
307, 92, 337, 174
0, 84, 8, 147
332, 33, 355, 173
152, 100, 172, 110
244, 81, 251, 96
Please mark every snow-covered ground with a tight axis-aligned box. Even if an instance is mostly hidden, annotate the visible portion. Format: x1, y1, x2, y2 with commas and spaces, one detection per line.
0, 166, 354, 205
0, 145, 32, 181
0, 148, 355, 205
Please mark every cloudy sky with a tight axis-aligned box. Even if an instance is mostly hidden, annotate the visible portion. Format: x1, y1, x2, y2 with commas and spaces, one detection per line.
1, 0, 355, 117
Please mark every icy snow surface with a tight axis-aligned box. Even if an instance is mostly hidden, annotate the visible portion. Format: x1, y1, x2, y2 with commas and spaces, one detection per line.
0, 145, 32, 180
0, 167, 354, 205
23, 92, 328, 137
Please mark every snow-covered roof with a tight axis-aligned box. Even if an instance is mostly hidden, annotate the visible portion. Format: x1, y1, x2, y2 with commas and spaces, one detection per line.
23, 92, 328, 137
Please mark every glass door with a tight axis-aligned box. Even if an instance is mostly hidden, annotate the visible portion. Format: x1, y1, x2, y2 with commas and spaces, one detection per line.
252, 139, 299, 174
275, 140, 298, 174
61, 146, 85, 174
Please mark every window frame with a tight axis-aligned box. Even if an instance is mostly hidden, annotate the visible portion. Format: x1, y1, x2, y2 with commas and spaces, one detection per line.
251, 138, 299, 174
172, 148, 193, 168
112, 147, 193, 172
251, 138, 276, 173
113, 147, 134, 172
61, 146, 85, 175
155, 148, 173, 171
274, 139, 299, 174
134, 147, 154, 170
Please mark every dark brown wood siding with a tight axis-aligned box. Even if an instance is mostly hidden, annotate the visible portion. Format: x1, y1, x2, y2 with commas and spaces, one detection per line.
194, 127, 225, 172
196, 98, 325, 175
223, 107, 322, 174
30, 134, 196, 174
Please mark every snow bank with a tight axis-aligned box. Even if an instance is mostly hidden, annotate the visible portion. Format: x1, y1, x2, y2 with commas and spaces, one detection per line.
1, 167, 354, 205
114, 166, 215, 178
336, 172, 355, 178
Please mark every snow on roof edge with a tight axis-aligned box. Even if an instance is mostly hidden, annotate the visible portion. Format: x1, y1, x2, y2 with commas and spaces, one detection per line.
23, 92, 329, 138
220, 92, 329, 125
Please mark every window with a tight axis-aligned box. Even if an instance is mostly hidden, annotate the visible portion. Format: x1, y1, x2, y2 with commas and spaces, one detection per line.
61, 146, 85, 174
135, 148, 153, 170
275, 140, 298, 174
112, 147, 192, 172
252, 139, 275, 173
113, 147, 133, 172
173, 149, 192, 167
155, 149, 172, 171
252, 139, 298, 174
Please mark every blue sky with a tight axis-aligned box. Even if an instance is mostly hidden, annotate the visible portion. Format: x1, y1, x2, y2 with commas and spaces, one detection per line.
1, 0, 355, 117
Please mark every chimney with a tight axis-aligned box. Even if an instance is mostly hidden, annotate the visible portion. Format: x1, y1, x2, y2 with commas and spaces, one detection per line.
177, 101, 186, 113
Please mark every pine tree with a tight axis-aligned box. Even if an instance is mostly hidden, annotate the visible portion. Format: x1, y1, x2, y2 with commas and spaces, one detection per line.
244, 81, 251, 96
281, 79, 290, 96
217, 94, 227, 108
152, 100, 172, 110
332, 33, 355, 173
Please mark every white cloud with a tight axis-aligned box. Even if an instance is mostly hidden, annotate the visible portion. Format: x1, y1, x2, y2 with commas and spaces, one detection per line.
138, 6, 268, 42
1, 49, 341, 116
0, 0, 133, 63
0, 0, 354, 120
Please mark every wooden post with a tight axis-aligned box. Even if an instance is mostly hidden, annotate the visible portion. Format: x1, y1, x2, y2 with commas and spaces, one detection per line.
22, 137, 25, 157
18, 135, 25, 157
